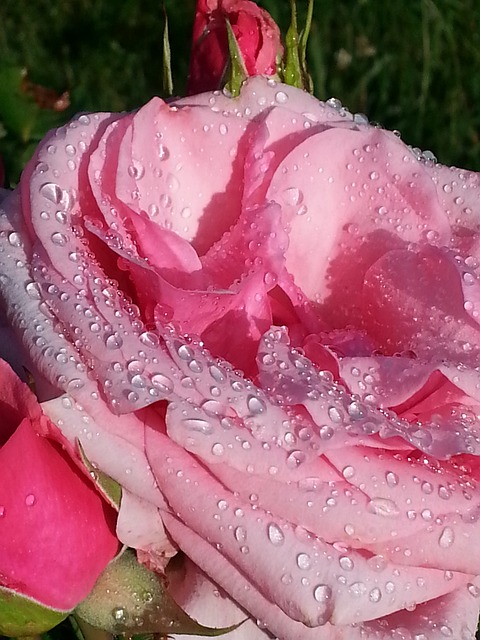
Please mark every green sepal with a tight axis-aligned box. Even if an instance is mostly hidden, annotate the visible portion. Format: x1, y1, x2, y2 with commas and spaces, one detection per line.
224, 19, 248, 98
0, 585, 69, 636
298, 0, 314, 93
77, 440, 122, 511
162, 5, 173, 97
283, 0, 314, 92
75, 550, 242, 637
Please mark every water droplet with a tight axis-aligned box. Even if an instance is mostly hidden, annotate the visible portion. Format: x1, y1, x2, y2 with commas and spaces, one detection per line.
313, 583, 332, 602
177, 344, 194, 360
319, 425, 334, 440
211, 442, 225, 456
339, 556, 354, 571
328, 407, 343, 423
209, 364, 226, 382
183, 418, 213, 435
151, 373, 174, 394
105, 333, 123, 349
282, 187, 304, 206
247, 394, 266, 414
51, 232, 68, 246
385, 471, 399, 487
234, 526, 247, 542
0, 506, 5, 517
40, 182, 63, 204
25, 494, 36, 507
367, 497, 400, 517
467, 582, 480, 597
128, 159, 145, 180
275, 91, 288, 104
112, 606, 127, 622
267, 522, 284, 546
369, 587, 382, 603
286, 450, 306, 468
349, 581, 367, 597
158, 143, 170, 160
8, 232, 22, 247
342, 465, 355, 479
297, 553, 311, 570
438, 526, 455, 548
217, 499, 228, 511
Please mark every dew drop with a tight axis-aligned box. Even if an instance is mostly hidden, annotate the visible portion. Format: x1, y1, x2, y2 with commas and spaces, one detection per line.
177, 344, 194, 360
51, 232, 68, 246
438, 526, 455, 548
349, 581, 367, 597
247, 394, 266, 414
342, 465, 355, 479
367, 497, 400, 517
386, 471, 399, 487
369, 587, 382, 603
105, 333, 123, 350
217, 499, 228, 511
339, 556, 354, 571
234, 526, 247, 542
158, 144, 170, 160
25, 494, 36, 507
40, 182, 63, 204
151, 373, 174, 394
211, 442, 225, 456
267, 522, 285, 546
313, 583, 332, 602
296, 553, 312, 570
275, 91, 288, 104
183, 418, 214, 434
8, 232, 22, 247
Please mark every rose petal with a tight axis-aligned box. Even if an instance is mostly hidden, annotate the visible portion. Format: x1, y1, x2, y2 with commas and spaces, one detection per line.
0, 418, 118, 609
266, 127, 451, 328
147, 429, 468, 627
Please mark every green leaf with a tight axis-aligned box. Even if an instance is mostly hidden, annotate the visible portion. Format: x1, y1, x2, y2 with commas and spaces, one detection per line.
77, 440, 122, 510
162, 6, 173, 97
75, 550, 241, 637
224, 19, 248, 98
0, 586, 68, 636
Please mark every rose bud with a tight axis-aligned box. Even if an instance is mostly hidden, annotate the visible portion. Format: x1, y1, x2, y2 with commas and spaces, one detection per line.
0, 359, 119, 636
187, 0, 282, 94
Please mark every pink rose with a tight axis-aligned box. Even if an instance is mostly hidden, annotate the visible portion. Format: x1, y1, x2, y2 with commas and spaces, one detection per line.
2, 78, 480, 638
187, 0, 282, 94
0, 359, 119, 635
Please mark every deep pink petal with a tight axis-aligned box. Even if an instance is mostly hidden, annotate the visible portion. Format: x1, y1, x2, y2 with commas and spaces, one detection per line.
0, 418, 118, 609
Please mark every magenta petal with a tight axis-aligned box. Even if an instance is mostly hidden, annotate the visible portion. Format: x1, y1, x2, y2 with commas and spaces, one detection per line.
0, 419, 118, 610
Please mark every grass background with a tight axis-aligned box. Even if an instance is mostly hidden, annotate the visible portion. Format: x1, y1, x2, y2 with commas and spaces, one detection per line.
0, 0, 479, 181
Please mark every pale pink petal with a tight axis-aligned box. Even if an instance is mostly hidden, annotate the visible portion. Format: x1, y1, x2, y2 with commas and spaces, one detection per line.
147, 429, 467, 627
113, 96, 252, 255
265, 127, 451, 327
177, 77, 355, 128
169, 557, 271, 640
116, 490, 176, 568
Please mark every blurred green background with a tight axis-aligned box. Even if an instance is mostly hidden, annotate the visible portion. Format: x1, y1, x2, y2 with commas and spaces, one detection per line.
0, 0, 479, 185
